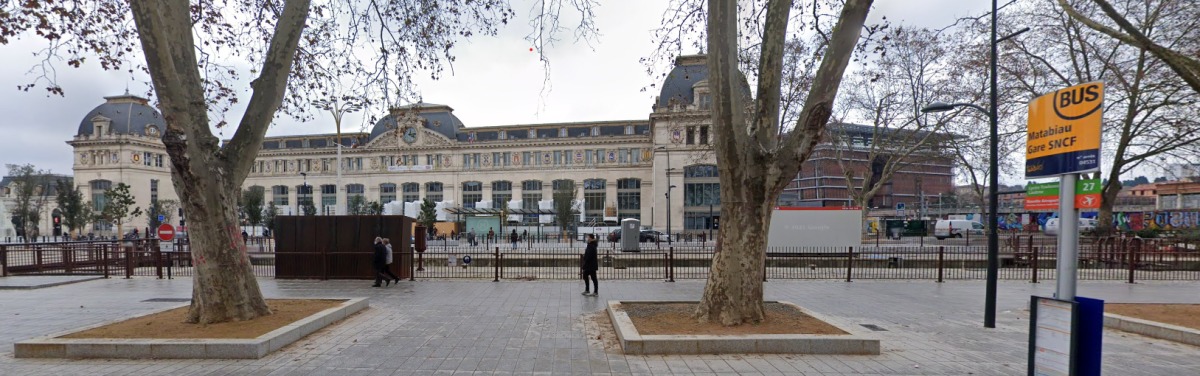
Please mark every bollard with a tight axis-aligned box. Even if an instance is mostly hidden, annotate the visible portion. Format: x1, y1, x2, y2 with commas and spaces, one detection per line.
845, 246, 854, 282
493, 246, 500, 282
0, 246, 7, 277
1128, 243, 1137, 284
1031, 246, 1039, 283
936, 246, 944, 283
668, 247, 675, 282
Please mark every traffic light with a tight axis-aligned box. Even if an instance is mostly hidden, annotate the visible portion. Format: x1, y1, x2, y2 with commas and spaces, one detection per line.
52, 214, 62, 236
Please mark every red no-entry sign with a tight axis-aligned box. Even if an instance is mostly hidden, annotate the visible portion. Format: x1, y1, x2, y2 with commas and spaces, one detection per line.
158, 223, 176, 241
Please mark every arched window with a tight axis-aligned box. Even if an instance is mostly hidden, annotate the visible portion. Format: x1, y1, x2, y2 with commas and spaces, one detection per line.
402, 183, 420, 202
320, 184, 337, 214
684, 164, 719, 178
89, 180, 113, 231
521, 180, 542, 223
89, 180, 112, 211
684, 164, 720, 230
491, 180, 512, 209
272, 185, 290, 206
380, 183, 397, 204
617, 178, 641, 221
583, 179, 607, 222
425, 182, 444, 202
462, 181, 482, 208
345, 184, 366, 214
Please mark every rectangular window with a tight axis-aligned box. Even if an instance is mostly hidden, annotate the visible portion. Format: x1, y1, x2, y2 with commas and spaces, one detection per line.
625, 125, 634, 135
700, 126, 709, 144
143, 152, 152, 166
619, 149, 630, 163
686, 126, 696, 145
699, 93, 712, 110
559, 128, 567, 137
523, 152, 532, 165
499, 130, 506, 140
584, 149, 593, 165
632, 148, 641, 163
156, 154, 164, 167
591, 126, 600, 136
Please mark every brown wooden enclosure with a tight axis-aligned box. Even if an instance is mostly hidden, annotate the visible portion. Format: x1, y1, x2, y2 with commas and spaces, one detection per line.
273, 215, 413, 280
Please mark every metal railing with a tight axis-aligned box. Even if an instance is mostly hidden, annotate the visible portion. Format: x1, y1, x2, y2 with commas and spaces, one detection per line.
0, 238, 276, 279
4, 236, 1197, 283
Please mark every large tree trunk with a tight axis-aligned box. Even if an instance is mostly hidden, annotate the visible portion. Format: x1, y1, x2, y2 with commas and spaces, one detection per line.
695, 0, 872, 326
129, 0, 310, 324
178, 159, 270, 323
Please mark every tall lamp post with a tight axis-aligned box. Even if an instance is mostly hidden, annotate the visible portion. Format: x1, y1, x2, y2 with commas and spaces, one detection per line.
922, 4, 1029, 328
656, 146, 674, 243
313, 99, 363, 215
300, 172, 309, 215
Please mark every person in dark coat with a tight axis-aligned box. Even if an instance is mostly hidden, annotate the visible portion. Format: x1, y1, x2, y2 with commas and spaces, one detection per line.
581, 234, 599, 296
371, 236, 391, 287
510, 229, 519, 250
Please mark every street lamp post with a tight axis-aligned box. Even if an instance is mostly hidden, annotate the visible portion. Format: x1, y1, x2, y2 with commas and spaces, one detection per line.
300, 172, 308, 215
923, 4, 1029, 328
313, 99, 363, 216
656, 146, 674, 243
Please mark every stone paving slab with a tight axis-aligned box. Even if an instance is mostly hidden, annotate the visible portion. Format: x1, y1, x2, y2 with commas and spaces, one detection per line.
0, 275, 103, 290
2, 278, 1200, 375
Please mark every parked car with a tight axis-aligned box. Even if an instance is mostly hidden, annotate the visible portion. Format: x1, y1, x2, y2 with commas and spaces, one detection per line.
639, 230, 670, 242
1044, 218, 1098, 236
934, 220, 984, 240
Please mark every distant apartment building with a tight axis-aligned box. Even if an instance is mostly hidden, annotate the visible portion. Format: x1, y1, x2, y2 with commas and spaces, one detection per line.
782, 123, 956, 210
1156, 179, 1200, 210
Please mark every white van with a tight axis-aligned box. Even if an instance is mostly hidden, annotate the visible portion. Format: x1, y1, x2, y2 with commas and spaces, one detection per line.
1044, 218, 1098, 236
934, 220, 984, 240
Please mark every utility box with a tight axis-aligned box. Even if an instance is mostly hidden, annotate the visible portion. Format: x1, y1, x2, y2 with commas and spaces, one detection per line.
620, 218, 640, 252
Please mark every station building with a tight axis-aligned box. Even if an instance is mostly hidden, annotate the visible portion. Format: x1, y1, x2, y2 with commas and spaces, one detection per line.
64, 54, 954, 237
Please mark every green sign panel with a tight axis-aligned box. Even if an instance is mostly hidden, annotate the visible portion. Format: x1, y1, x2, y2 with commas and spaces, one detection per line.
1075, 179, 1102, 195
1026, 182, 1059, 197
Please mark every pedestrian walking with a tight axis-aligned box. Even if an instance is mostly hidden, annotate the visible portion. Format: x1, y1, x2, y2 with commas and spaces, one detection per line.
371, 237, 392, 287
581, 234, 599, 296
241, 230, 249, 246
381, 238, 400, 283
510, 229, 519, 250
487, 228, 495, 244
468, 229, 477, 247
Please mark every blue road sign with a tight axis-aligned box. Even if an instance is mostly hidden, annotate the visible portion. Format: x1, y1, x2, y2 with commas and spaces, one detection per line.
158, 215, 165, 222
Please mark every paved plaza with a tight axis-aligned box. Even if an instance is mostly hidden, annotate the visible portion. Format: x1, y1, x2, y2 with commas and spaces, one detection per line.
1, 277, 1199, 375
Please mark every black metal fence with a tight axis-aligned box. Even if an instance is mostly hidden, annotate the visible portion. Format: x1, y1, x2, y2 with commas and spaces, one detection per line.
4, 236, 1198, 283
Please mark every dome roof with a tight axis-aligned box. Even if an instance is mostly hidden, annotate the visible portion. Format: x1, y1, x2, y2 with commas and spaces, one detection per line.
656, 55, 709, 109
76, 94, 166, 138
367, 102, 464, 143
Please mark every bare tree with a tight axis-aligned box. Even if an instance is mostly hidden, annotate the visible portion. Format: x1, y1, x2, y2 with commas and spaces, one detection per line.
829, 27, 955, 223
1057, 0, 1200, 95
1005, 0, 1200, 230
7, 164, 54, 241
2, 0, 594, 324
682, 0, 874, 326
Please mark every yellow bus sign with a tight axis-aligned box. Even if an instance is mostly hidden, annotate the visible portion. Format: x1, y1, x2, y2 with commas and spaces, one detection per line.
1026, 82, 1103, 178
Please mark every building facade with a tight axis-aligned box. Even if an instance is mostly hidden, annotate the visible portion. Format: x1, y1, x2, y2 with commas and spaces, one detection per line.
65, 55, 959, 236
68, 56, 725, 236
782, 124, 955, 211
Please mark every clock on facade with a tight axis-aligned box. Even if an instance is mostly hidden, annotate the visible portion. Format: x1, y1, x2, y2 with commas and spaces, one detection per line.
401, 126, 417, 144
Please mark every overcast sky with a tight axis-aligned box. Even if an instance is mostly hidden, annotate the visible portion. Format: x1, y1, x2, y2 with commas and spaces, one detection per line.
0, 0, 991, 178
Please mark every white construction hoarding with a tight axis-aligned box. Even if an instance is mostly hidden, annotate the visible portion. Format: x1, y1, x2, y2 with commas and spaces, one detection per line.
767, 207, 862, 249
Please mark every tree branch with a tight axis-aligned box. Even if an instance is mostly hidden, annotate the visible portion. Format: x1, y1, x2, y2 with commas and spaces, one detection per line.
222, 0, 312, 188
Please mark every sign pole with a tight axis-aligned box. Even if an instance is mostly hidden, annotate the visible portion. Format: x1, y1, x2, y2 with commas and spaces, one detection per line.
1056, 173, 1079, 301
